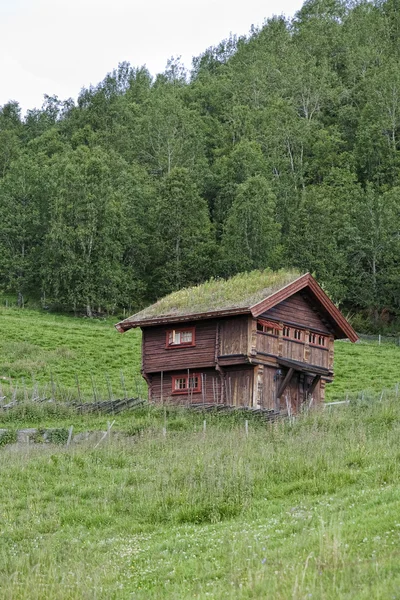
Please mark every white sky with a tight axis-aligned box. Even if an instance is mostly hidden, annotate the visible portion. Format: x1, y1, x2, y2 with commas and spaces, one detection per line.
0, 0, 304, 114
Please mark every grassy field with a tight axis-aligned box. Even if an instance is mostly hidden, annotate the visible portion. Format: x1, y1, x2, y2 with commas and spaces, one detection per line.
1, 305, 400, 403
2, 307, 400, 597
0, 307, 142, 401
1, 397, 400, 598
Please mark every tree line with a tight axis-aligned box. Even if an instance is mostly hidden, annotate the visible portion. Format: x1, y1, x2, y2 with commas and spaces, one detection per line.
1, 0, 400, 330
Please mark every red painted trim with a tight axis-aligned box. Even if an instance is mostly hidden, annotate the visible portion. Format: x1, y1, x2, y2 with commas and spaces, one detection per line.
116, 273, 358, 343
251, 273, 358, 342
257, 318, 283, 330
165, 327, 196, 349
171, 373, 202, 395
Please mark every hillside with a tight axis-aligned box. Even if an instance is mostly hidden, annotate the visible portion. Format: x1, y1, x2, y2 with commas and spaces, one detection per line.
1, 306, 400, 403
1, 396, 400, 598
2, 307, 400, 597
0, 307, 142, 401
1, 0, 400, 330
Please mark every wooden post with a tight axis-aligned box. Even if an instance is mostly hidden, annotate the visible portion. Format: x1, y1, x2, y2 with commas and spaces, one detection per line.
90, 373, 98, 402
277, 368, 294, 400
120, 371, 127, 399
94, 420, 115, 448
105, 373, 113, 401
245, 420, 249, 437
75, 373, 82, 402
67, 426, 74, 446
161, 370, 166, 435
50, 370, 56, 400
308, 374, 321, 398
203, 420, 206, 435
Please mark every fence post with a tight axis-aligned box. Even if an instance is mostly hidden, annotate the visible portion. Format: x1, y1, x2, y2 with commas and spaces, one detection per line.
245, 420, 249, 437
67, 426, 74, 446
378, 334, 381, 346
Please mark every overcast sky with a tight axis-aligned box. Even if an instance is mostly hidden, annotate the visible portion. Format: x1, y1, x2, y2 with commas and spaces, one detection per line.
0, 0, 304, 114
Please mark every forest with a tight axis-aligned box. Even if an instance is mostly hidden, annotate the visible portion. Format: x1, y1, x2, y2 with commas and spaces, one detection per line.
1, 0, 400, 330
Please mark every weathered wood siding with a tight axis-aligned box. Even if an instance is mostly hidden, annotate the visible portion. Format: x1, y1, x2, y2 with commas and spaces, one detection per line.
143, 320, 216, 373
309, 346, 329, 369
219, 316, 249, 356
257, 332, 332, 370
262, 366, 277, 411
148, 368, 223, 404
256, 332, 279, 355
224, 366, 254, 407
281, 339, 304, 362
262, 292, 332, 334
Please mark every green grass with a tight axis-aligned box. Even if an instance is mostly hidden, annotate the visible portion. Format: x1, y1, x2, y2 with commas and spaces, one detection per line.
1, 396, 400, 598
120, 268, 301, 326
2, 305, 400, 404
0, 306, 142, 400
329, 339, 400, 401
2, 306, 400, 597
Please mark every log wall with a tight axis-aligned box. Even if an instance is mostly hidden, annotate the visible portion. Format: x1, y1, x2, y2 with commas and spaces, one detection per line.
143, 320, 216, 373
263, 292, 332, 333
223, 366, 254, 407
148, 368, 223, 405
219, 316, 249, 356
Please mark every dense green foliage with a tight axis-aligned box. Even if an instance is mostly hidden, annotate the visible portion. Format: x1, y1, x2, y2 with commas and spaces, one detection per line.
1, 0, 400, 328
1, 396, 400, 598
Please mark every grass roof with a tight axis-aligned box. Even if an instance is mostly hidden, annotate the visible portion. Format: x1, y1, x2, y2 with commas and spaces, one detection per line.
120, 269, 303, 327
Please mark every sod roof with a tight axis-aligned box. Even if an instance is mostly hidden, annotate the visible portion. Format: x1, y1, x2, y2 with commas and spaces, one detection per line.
116, 269, 303, 330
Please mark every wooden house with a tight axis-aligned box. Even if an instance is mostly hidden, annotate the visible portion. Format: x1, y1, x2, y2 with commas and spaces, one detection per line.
115, 271, 358, 413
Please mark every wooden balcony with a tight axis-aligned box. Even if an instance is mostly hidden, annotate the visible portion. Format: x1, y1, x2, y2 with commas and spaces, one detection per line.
256, 332, 330, 370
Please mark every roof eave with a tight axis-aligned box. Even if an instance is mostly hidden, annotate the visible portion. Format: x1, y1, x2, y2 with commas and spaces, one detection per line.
250, 273, 358, 343
115, 306, 252, 332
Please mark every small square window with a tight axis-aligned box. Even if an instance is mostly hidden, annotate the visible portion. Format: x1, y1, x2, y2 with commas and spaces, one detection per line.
166, 327, 195, 348
172, 373, 202, 394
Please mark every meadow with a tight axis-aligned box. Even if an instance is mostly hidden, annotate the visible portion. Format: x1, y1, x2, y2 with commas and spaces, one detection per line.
2, 307, 400, 405
1, 397, 400, 599
0, 307, 143, 401
2, 306, 400, 598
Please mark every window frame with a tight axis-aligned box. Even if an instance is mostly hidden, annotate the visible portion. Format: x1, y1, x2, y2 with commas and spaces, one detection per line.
309, 331, 327, 348
171, 373, 202, 395
257, 320, 280, 336
165, 327, 196, 349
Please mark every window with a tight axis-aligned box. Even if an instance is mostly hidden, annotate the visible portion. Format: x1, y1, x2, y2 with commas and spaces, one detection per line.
166, 327, 195, 348
309, 332, 326, 347
257, 320, 279, 336
283, 326, 291, 338
293, 329, 302, 341
172, 373, 201, 395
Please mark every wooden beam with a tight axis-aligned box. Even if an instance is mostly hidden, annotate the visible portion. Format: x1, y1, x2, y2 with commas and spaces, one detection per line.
308, 374, 321, 397
277, 367, 294, 399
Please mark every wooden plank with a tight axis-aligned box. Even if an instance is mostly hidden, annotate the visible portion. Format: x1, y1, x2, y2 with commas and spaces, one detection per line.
251, 273, 358, 342
277, 367, 294, 399
308, 374, 321, 396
